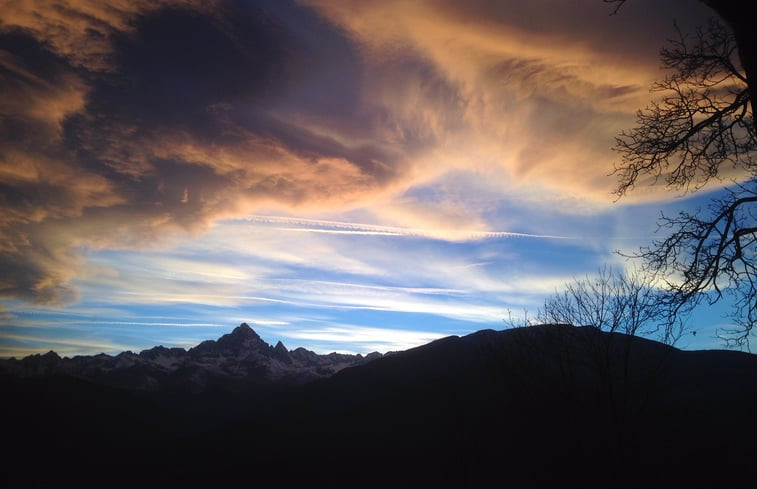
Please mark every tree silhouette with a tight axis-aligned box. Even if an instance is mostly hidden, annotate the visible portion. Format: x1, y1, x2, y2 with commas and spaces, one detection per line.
613, 20, 753, 196
538, 266, 676, 343
510, 267, 677, 454
605, 1, 756, 125
608, 6, 756, 347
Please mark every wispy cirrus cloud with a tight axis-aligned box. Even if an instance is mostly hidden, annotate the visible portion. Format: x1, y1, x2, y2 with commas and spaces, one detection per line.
244, 214, 576, 241
0, 330, 137, 358
276, 323, 449, 354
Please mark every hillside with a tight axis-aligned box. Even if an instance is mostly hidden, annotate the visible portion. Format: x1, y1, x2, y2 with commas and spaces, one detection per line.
3, 324, 756, 487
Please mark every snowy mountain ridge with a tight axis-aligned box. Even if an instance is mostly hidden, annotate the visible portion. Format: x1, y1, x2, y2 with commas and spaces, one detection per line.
0, 323, 382, 392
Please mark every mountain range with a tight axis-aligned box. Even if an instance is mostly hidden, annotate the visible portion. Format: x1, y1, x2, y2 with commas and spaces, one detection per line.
1, 323, 382, 392
3, 323, 756, 488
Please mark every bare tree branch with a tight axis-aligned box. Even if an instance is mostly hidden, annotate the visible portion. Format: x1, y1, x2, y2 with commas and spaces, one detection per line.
603, 0, 627, 16
538, 266, 680, 344
630, 186, 757, 348
613, 20, 754, 196
613, 19, 756, 348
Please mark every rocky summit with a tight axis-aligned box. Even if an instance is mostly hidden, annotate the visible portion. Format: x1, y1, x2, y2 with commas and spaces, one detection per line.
0, 323, 381, 392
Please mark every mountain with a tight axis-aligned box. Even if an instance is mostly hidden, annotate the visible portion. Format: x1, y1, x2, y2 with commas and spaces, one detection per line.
3, 324, 756, 488
0, 323, 381, 393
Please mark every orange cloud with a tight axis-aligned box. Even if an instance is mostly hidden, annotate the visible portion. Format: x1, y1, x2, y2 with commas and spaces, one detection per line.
0, 0, 717, 305
301, 0, 715, 205
0, 49, 87, 128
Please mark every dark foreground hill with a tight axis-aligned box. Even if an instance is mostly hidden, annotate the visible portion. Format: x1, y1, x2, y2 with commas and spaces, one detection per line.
3, 324, 757, 488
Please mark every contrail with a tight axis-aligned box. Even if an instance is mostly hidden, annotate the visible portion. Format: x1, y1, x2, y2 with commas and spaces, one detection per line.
243, 214, 577, 240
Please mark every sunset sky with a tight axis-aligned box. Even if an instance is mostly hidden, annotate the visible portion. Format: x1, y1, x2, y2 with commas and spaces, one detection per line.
0, 0, 739, 358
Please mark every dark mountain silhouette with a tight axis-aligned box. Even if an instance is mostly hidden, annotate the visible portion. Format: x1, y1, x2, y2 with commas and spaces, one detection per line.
0, 323, 380, 393
3, 324, 756, 488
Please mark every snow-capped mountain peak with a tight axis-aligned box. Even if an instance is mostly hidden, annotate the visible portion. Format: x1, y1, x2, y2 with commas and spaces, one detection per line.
0, 323, 382, 392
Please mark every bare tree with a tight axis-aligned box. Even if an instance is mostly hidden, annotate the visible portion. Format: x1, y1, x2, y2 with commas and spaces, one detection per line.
613, 20, 753, 196
538, 266, 678, 344
634, 184, 757, 348
529, 267, 678, 453
611, 18, 756, 348
604, 2, 757, 126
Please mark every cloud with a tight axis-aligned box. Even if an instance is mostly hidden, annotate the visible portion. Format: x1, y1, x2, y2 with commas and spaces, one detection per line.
0, 330, 136, 358
0, 48, 87, 128
0, 1, 391, 303
61, 216, 586, 326
0, 0, 716, 306
277, 324, 449, 353
243, 214, 576, 241
0, 0, 222, 72
300, 0, 715, 201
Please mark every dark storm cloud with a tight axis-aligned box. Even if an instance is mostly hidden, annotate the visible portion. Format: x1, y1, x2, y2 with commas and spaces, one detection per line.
0, 0, 394, 304
70, 1, 393, 182
103, 5, 297, 123
0, 224, 80, 304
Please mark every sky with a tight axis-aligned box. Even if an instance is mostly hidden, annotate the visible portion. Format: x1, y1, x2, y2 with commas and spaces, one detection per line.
0, 0, 744, 358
